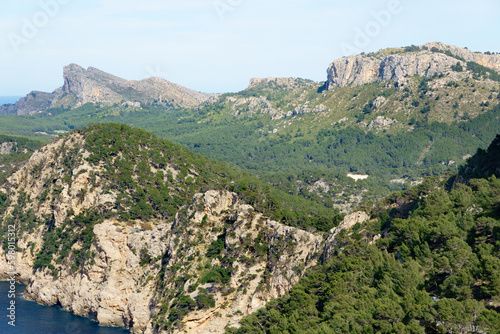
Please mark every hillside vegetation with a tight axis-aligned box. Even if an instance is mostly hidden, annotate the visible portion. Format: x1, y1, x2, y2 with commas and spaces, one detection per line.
0, 134, 41, 184
0, 124, 344, 288
230, 135, 500, 334
0, 126, 497, 333
0, 124, 348, 333
0, 124, 342, 249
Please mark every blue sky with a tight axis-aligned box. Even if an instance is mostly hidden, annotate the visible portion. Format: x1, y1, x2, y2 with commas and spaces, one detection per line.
1, 0, 499, 95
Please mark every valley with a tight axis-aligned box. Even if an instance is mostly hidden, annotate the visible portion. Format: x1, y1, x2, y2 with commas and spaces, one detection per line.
0, 42, 499, 333
1, 43, 500, 212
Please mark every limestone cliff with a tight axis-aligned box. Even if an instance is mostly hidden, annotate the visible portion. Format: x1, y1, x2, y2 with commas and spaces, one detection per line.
0, 64, 209, 115
326, 42, 500, 89
0, 126, 368, 333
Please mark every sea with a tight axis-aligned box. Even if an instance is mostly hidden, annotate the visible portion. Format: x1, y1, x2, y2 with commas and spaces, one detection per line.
0, 281, 130, 334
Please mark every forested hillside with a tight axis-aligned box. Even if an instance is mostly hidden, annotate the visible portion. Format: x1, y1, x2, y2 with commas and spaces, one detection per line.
1, 44, 500, 210
0, 43, 499, 332
0, 124, 349, 333
459, 134, 500, 181
230, 136, 500, 334
0, 127, 497, 333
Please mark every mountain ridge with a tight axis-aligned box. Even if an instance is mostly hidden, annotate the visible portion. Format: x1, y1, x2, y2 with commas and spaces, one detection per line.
326, 42, 500, 89
0, 41, 499, 214
0, 64, 209, 115
2, 42, 499, 117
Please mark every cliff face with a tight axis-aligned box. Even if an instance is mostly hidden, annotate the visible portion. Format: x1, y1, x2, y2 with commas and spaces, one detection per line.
0, 128, 368, 333
11, 189, 321, 334
327, 52, 457, 88
326, 42, 500, 89
0, 64, 209, 115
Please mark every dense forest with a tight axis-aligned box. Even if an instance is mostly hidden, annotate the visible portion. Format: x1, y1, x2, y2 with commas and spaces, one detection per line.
229, 136, 500, 334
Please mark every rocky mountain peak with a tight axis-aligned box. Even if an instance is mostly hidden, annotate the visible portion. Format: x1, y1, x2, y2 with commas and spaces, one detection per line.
62, 63, 128, 96
62, 63, 85, 95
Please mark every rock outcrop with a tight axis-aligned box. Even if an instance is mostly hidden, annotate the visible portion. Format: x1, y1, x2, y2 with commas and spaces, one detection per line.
368, 116, 396, 129
0, 142, 15, 155
223, 78, 326, 120
326, 42, 500, 89
425, 42, 500, 72
226, 95, 328, 120
323, 211, 370, 259
0, 130, 369, 333
327, 51, 459, 89
0, 64, 209, 115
